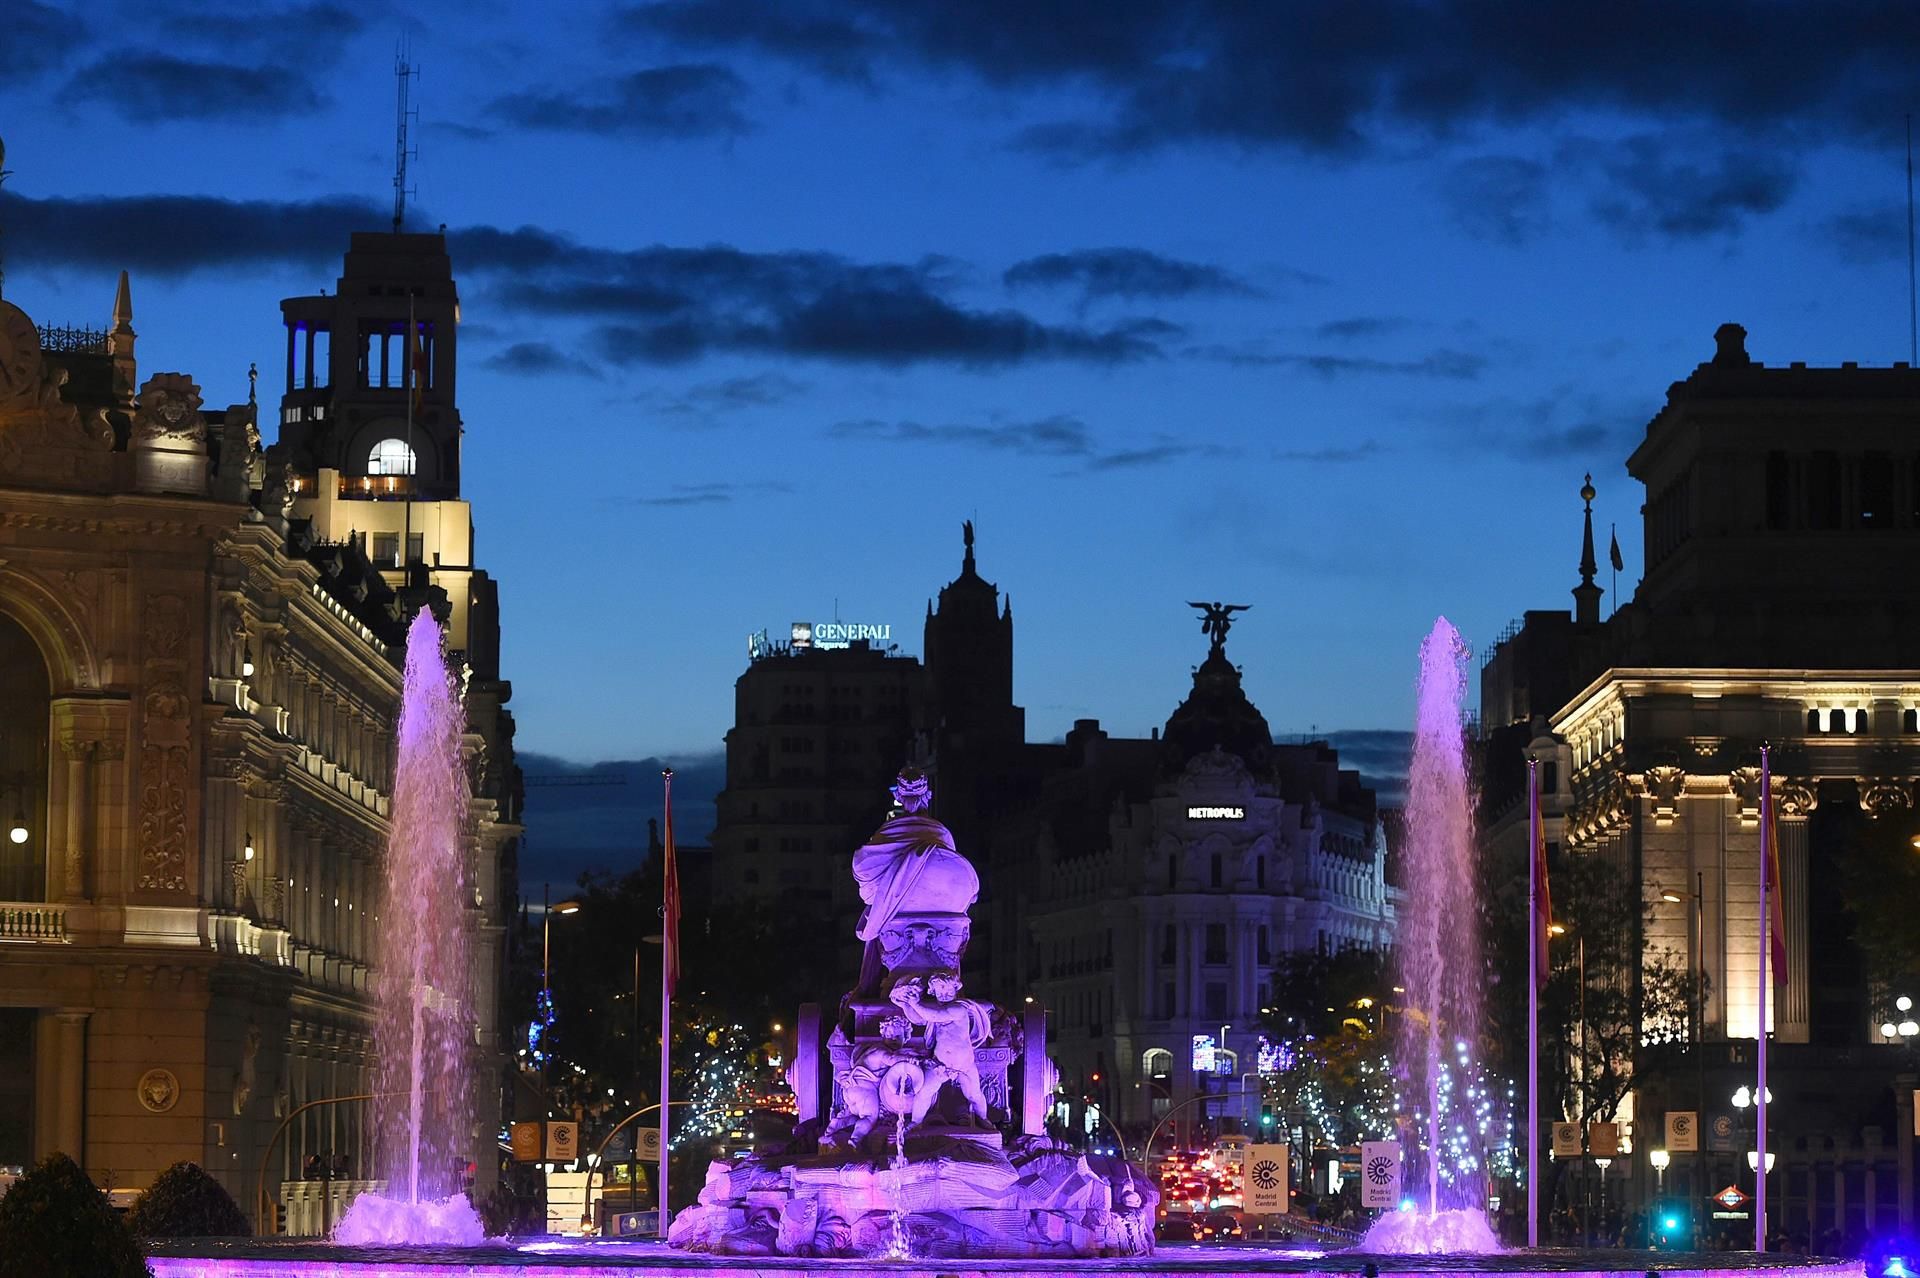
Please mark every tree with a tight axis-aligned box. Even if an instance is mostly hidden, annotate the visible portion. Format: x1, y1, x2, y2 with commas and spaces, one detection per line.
0, 1153, 149, 1278
1838, 806, 1920, 1017
128, 1161, 250, 1239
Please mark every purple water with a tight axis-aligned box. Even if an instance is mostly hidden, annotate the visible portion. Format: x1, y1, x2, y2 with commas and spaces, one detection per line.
1363, 618, 1496, 1254
334, 609, 484, 1245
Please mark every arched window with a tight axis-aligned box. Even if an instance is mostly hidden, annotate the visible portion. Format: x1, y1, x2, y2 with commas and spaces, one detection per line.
367, 438, 417, 475
0, 611, 51, 902
1142, 1048, 1173, 1080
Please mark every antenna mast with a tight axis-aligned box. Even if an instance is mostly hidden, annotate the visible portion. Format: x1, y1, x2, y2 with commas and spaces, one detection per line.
392, 45, 419, 233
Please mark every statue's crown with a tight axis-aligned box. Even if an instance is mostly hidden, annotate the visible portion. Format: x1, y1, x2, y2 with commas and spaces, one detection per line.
890, 769, 932, 813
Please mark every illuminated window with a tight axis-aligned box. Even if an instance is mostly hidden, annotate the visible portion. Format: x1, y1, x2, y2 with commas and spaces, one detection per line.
368, 438, 416, 475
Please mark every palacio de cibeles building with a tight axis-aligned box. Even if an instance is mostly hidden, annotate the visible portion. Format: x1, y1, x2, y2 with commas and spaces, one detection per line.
0, 230, 520, 1234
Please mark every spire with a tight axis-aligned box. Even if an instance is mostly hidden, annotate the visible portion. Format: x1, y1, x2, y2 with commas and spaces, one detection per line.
112, 269, 133, 334
1573, 473, 1603, 625
109, 269, 137, 400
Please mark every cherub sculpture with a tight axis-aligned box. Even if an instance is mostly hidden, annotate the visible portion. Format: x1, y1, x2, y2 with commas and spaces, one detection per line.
890, 971, 995, 1125
822, 1015, 916, 1149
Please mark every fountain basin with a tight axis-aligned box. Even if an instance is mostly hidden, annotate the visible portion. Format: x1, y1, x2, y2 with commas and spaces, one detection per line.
145, 1238, 1864, 1277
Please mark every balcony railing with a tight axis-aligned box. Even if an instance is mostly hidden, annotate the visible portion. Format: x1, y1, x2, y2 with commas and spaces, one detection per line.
0, 902, 69, 942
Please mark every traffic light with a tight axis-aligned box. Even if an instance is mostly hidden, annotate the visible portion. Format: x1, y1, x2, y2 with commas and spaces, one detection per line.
1260, 1102, 1276, 1129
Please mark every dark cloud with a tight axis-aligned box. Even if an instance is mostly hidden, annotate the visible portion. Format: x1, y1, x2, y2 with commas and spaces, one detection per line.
1003, 247, 1258, 303
1314, 317, 1412, 341
627, 480, 794, 507
831, 414, 1222, 471
59, 54, 325, 121
1441, 156, 1552, 244
9, 194, 1175, 369
830, 414, 1093, 456
158, 1, 366, 57
621, 0, 1920, 159
1198, 344, 1486, 379
6, 193, 387, 276
1273, 440, 1385, 463
482, 342, 604, 379
3, 0, 76, 81
665, 372, 811, 414
489, 64, 751, 139
1823, 201, 1906, 264
1580, 135, 1797, 239
1434, 387, 1648, 462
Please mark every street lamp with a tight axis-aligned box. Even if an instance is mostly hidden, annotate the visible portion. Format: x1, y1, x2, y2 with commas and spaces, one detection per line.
1649, 1147, 1670, 1193
1746, 1151, 1777, 1173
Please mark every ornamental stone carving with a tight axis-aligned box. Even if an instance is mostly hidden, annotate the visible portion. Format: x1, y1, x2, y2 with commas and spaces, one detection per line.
1859, 778, 1913, 818
1644, 764, 1687, 818
1730, 765, 1762, 820
133, 373, 206, 446
137, 591, 192, 893
136, 1068, 180, 1113
1776, 780, 1818, 818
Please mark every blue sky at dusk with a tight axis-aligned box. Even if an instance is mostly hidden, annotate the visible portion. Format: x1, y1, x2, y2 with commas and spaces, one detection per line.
6, 1, 1919, 785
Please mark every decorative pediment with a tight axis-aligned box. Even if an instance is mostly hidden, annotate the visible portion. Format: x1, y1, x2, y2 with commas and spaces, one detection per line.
133, 372, 206, 448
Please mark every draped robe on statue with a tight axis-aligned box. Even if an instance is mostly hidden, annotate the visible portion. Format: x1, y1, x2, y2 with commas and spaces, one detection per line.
851, 812, 979, 991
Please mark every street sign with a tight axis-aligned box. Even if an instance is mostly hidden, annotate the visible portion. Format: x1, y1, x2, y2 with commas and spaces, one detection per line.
638, 1126, 661, 1160
1587, 1122, 1620, 1157
1360, 1141, 1401, 1209
1666, 1110, 1699, 1152
1551, 1122, 1583, 1157
546, 1120, 579, 1162
1706, 1113, 1736, 1152
509, 1121, 543, 1163
1712, 1184, 1750, 1211
1243, 1144, 1289, 1214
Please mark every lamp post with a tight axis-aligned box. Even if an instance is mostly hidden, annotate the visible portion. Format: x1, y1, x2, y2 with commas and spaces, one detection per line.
1731, 1082, 1772, 1229
1661, 875, 1707, 1207
540, 890, 582, 1107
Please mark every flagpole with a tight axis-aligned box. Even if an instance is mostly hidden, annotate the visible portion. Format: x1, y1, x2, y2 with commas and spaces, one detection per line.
1527, 757, 1540, 1248
404, 297, 414, 577
1756, 744, 1771, 1252
658, 767, 674, 1239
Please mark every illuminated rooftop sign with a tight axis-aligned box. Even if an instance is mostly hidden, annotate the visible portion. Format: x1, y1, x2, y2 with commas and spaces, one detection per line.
793, 621, 891, 650
1187, 805, 1245, 820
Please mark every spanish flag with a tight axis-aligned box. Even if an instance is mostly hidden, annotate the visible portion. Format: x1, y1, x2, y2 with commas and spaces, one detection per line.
1761, 779, 1789, 984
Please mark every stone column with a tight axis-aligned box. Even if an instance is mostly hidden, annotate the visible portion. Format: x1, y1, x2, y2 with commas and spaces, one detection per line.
52, 1009, 89, 1162
58, 741, 93, 902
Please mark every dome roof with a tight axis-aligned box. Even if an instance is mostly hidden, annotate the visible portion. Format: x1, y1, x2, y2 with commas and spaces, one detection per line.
1161, 647, 1272, 775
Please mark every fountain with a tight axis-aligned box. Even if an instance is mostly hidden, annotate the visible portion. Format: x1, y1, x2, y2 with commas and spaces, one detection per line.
1362, 618, 1500, 1255
332, 608, 486, 1247
667, 768, 1157, 1258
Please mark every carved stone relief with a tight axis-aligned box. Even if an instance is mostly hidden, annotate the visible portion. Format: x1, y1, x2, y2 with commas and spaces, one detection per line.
136, 592, 192, 892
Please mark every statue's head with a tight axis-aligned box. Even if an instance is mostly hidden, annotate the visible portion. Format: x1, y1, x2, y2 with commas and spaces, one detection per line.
928, 970, 962, 1001
890, 769, 932, 814
878, 1014, 911, 1043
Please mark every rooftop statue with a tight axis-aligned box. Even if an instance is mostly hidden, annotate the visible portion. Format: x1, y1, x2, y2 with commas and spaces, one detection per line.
1187, 600, 1249, 655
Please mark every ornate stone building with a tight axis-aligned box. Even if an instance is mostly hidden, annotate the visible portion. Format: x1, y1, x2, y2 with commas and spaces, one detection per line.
1020, 625, 1393, 1142
1481, 324, 1920, 1238
0, 231, 519, 1231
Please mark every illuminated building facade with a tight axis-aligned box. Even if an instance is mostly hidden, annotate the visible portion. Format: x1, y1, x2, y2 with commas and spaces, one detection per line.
1481, 324, 1920, 1235
1021, 633, 1393, 1141
0, 232, 518, 1231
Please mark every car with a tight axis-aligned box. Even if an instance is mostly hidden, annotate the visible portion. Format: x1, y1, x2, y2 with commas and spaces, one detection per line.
1156, 1214, 1202, 1243
1197, 1211, 1244, 1241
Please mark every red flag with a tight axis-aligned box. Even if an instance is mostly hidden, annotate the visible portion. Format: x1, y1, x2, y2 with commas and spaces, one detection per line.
663, 768, 680, 997
1762, 785, 1788, 984
1532, 764, 1552, 991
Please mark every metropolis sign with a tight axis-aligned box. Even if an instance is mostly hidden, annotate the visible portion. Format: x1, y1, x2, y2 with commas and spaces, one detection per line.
1186, 805, 1245, 820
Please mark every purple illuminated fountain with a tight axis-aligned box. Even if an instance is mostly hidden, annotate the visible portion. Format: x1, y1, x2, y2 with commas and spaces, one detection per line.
334, 608, 486, 1247
1362, 618, 1499, 1254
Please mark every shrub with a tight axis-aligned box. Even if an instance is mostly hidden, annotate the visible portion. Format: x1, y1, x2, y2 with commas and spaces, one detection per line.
129, 1161, 251, 1239
0, 1152, 149, 1278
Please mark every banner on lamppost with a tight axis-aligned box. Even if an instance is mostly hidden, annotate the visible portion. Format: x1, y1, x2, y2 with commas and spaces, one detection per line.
1243, 1144, 1289, 1214
509, 1121, 543, 1163
546, 1120, 579, 1162
1587, 1122, 1620, 1157
1551, 1122, 1583, 1157
1707, 1113, 1737, 1152
1666, 1111, 1699, 1152
638, 1126, 662, 1160
1360, 1141, 1401, 1209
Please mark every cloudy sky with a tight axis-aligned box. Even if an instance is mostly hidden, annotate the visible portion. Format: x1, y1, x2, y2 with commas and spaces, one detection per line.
6, 1, 1918, 782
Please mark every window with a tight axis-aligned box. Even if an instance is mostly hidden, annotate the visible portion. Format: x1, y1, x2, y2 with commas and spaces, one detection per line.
1209, 853, 1222, 888
1543, 761, 1559, 794
368, 438, 416, 475
1143, 1048, 1172, 1080
1807, 450, 1841, 529
1256, 856, 1266, 889
372, 533, 399, 566
1766, 451, 1791, 530
1258, 924, 1270, 964
1204, 983, 1228, 1019
406, 533, 424, 566
1205, 922, 1227, 964
1862, 452, 1893, 528
1161, 924, 1175, 964
1161, 982, 1175, 1019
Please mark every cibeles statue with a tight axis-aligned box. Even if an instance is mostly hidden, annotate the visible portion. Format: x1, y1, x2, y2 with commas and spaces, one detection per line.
851, 770, 978, 991
669, 767, 1157, 1260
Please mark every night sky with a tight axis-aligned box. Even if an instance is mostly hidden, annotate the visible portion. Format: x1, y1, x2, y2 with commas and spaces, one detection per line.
6, 2, 1919, 795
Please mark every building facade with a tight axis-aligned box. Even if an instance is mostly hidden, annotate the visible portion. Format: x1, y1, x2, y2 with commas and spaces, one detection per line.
1481, 324, 1920, 1239
0, 231, 519, 1231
